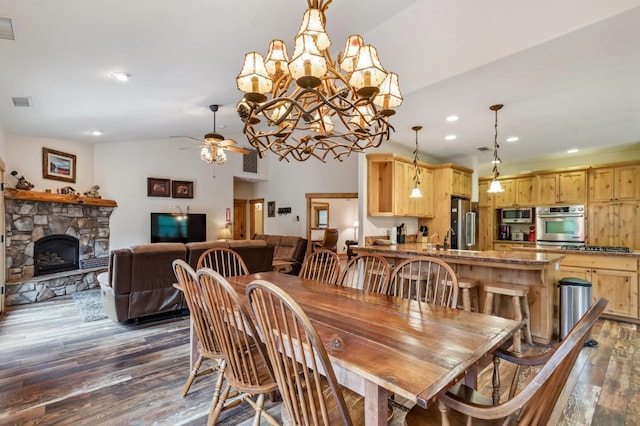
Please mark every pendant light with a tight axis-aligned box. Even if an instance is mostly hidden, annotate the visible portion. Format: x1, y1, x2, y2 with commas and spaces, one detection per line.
487, 104, 505, 193
409, 125, 423, 198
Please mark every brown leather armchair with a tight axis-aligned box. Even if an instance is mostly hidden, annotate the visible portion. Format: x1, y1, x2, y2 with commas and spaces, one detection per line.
312, 228, 339, 253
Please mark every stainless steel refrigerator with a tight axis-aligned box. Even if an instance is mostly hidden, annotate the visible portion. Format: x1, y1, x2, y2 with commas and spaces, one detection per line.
450, 197, 478, 250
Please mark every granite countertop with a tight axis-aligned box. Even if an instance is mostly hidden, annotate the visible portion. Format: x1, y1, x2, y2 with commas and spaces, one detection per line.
355, 243, 565, 265
513, 246, 640, 258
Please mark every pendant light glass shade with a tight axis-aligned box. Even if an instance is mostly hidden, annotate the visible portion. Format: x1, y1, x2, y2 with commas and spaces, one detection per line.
488, 178, 504, 193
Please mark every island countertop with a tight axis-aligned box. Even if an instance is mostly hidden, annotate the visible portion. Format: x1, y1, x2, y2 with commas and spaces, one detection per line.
353, 243, 565, 266
353, 243, 564, 344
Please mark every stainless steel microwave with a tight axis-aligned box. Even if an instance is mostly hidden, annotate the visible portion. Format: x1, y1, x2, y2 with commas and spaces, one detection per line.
501, 208, 534, 224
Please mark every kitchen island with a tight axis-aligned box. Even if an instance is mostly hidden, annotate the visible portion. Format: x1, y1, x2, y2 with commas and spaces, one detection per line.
353, 243, 565, 344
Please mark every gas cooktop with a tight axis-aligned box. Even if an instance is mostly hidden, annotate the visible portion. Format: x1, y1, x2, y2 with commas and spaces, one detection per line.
560, 245, 631, 253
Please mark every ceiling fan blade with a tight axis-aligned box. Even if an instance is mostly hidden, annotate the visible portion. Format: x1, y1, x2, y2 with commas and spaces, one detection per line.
171, 135, 206, 143
216, 139, 238, 147
224, 146, 251, 154
179, 145, 207, 150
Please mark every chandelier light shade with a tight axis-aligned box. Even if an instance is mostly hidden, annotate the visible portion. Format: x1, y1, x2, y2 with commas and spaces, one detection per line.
236, 0, 402, 162
409, 125, 423, 198
487, 104, 505, 193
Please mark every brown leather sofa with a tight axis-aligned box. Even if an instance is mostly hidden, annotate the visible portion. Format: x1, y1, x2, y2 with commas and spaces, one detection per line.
185, 239, 274, 273
252, 234, 308, 275
98, 243, 188, 322
98, 240, 274, 322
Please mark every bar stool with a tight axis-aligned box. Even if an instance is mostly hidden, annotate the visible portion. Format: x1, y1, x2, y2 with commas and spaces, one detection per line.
483, 282, 533, 352
443, 278, 479, 312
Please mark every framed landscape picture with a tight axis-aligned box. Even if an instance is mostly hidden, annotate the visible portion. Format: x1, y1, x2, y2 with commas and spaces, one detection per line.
172, 180, 193, 199
42, 148, 77, 183
147, 177, 171, 197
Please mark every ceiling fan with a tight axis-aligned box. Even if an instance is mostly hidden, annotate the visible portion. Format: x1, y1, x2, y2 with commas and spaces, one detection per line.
173, 104, 249, 164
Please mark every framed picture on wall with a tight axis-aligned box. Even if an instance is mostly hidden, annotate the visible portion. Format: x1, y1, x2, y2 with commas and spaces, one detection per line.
267, 201, 275, 217
147, 177, 171, 197
172, 180, 194, 199
42, 148, 77, 183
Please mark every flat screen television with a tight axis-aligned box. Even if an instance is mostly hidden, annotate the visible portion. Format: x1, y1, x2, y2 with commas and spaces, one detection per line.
150, 213, 207, 243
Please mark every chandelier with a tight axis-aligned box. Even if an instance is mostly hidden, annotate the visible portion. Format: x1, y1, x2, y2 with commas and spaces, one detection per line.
409, 126, 423, 198
487, 104, 505, 193
235, 0, 402, 162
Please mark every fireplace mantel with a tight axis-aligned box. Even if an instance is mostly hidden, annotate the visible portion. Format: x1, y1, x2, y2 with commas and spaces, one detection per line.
4, 188, 117, 207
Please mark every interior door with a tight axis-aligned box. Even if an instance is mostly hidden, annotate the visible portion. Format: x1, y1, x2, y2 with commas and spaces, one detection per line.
233, 199, 247, 240
249, 198, 264, 238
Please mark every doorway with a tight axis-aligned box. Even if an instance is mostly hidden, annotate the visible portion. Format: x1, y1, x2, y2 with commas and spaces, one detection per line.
233, 199, 247, 240
249, 198, 264, 238
0, 158, 5, 316
305, 192, 358, 256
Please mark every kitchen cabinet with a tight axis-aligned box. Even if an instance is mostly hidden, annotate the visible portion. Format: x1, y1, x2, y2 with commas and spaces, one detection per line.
588, 201, 639, 250
433, 164, 473, 199
493, 241, 531, 250
415, 165, 434, 218
477, 206, 495, 251
589, 163, 640, 202
493, 176, 536, 207
478, 179, 493, 207
367, 153, 433, 218
536, 170, 587, 205
559, 254, 639, 319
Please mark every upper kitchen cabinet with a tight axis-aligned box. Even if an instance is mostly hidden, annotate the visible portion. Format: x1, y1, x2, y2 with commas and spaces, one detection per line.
589, 162, 640, 202
367, 153, 433, 218
478, 179, 493, 207
433, 164, 473, 199
588, 200, 639, 250
493, 176, 536, 208
536, 169, 587, 205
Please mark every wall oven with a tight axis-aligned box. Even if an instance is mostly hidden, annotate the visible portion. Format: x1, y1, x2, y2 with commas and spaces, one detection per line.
536, 205, 585, 247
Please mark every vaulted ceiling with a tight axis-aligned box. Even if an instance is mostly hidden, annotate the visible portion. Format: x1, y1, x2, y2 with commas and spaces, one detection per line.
1, 0, 639, 174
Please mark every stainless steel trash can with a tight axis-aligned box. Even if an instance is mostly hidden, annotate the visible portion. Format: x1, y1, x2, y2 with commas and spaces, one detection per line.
558, 277, 597, 346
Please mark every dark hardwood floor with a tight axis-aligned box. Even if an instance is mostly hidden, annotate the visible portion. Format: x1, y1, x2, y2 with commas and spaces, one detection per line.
0, 295, 636, 425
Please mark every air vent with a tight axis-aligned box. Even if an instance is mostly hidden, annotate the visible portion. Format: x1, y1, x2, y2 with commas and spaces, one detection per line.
0, 17, 15, 40
477, 146, 491, 152
12, 97, 31, 107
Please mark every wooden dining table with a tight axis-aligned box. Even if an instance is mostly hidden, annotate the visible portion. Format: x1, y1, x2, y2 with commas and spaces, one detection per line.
219, 271, 521, 426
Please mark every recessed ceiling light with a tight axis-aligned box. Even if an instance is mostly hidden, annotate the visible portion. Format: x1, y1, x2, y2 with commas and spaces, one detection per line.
446, 115, 459, 122
567, 148, 579, 154
506, 136, 519, 142
445, 134, 456, 141
111, 72, 131, 82
91, 130, 103, 136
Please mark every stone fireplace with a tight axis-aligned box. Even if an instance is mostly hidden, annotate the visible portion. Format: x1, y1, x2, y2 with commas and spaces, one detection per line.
4, 189, 117, 305
34, 234, 80, 276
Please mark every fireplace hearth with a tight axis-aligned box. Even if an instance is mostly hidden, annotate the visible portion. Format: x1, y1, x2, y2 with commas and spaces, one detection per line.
34, 234, 80, 276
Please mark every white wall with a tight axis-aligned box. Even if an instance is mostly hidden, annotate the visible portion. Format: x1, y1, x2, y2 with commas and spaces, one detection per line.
6, 135, 96, 192
0, 123, 6, 162
254, 152, 359, 237
94, 138, 263, 249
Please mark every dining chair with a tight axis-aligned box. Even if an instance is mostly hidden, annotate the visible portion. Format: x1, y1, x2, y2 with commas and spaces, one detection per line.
298, 249, 340, 284
197, 247, 249, 276
196, 268, 279, 426
338, 253, 391, 294
312, 228, 339, 253
171, 260, 226, 403
246, 279, 366, 425
388, 256, 459, 308
404, 298, 608, 425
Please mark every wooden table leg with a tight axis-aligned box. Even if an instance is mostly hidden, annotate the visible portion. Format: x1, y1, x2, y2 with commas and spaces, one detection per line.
364, 379, 389, 426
